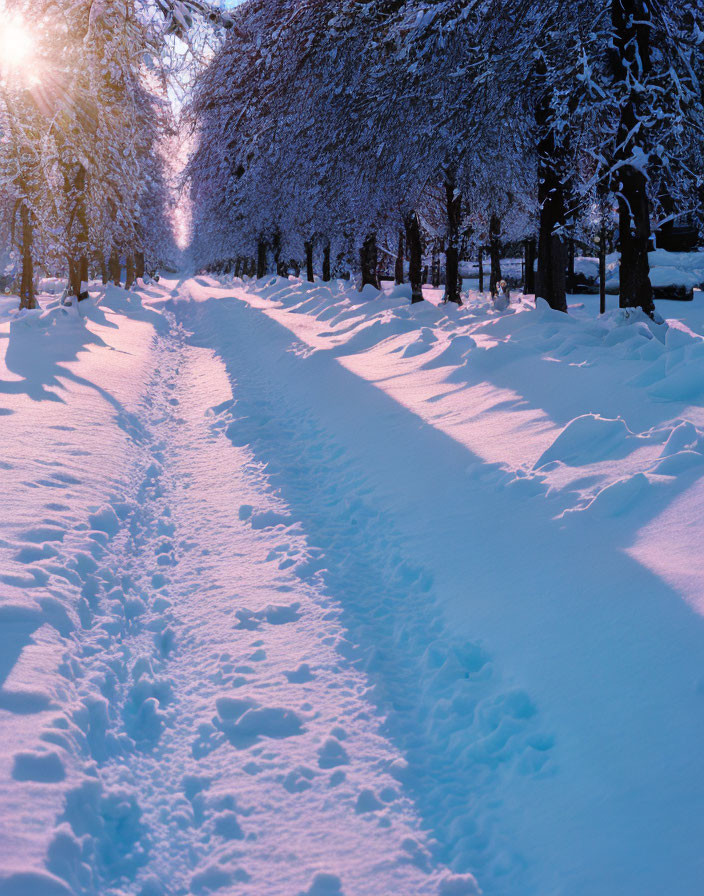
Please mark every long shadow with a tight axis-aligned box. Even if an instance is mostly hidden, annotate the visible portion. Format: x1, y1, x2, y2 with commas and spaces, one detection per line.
180, 294, 704, 896
1, 308, 108, 403
0, 297, 158, 723
0, 290, 166, 406
274, 280, 699, 452
0, 604, 46, 712
412, 302, 698, 435
1, 301, 157, 453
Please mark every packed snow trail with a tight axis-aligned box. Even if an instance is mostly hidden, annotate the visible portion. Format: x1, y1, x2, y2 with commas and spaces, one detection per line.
48, 309, 466, 896
0, 286, 477, 896
175, 276, 704, 896
1, 277, 704, 896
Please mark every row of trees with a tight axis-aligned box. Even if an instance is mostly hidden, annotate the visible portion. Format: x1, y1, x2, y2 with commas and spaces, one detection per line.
0, 0, 215, 309
187, 0, 703, 315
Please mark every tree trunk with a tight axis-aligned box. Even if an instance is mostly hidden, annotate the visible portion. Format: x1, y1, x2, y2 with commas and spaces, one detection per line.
272, 230, 286, 277
431, 242, 440, 289
100, 256, 108, 286
444, 182, 462, 304
535, 56, 568, 312
125, 255, 136, 290
395, 230, 404, 284
19, 205, 36, 310
617, 166, 653, 313
359, 232, 380, 290
567, 237, 576, 293
337, 252, 350, 280
257, 240, 267, 278
322, 242, 331, 282
305, 240, 314, 283
68, 258, 82, 298
404, 213, 423, 303
136, 251, 145, 281
612, 0, 654, 314
599, 224, 607, 315
524, 238, 536, 295
64, 163, 89, 300
537, 219, 567, 311
110, 252, 121, 286
79, 255, 88, 292
489, 214, 502, 297
478, 246, 484, 293
70, 164, 89, 296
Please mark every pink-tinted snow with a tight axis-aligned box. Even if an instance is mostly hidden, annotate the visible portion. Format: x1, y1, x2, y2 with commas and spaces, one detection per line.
2, 272, 704, 896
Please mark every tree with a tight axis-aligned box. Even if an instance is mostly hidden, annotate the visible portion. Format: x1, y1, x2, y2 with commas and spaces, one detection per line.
185, 0, 703, 320
0, 0, 178, 304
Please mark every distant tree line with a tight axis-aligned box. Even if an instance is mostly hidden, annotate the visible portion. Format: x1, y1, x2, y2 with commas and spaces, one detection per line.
187, 0, 704, 316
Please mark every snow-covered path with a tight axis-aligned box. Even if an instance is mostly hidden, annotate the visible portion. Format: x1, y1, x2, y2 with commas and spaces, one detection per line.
73, 308, 464, 896
0, 287, 476, 896
175, 277, 704, 896
2, 277, 704, 896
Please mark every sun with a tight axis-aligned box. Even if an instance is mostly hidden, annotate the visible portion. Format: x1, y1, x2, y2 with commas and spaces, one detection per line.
0, 16, 32, 75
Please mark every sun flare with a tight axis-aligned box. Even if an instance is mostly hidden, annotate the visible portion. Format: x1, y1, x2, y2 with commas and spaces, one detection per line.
0, 16, 32, 76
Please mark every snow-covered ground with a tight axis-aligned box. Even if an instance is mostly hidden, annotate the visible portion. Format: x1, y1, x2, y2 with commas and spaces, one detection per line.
2, 275, 704, 896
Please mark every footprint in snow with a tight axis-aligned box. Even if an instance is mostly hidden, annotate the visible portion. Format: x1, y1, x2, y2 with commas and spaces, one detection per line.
19, 525, 65, 543
88, 505, 121, 536
328, 771, 346, 789
281, 765, 316, 793
0, 689, 52, 714
234, 609, 261, 631
317, 738, 349, 769
1, 571, 48, 589
239, 505, 293, 530
437, 873, 481, 895
298, 872, 344, 896
151, 572, 169, 589
190, 865, 249, 894
213, 810, 244, 840
12, 750, 65, 782
157, 518, 175, 536
355, 789, 383, 814
14, 543, 59, 564
215, 696, 304, 747
235, 603, 300, 630
191, 722, 222, 759
284, 664, 315, 683
263, 603, 301, 624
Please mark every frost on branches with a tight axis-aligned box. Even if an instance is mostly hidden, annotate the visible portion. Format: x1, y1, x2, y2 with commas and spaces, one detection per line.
187, 0, 703, 315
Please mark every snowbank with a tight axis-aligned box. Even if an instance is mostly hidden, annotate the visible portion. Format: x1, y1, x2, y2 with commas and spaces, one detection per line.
218, 275, 704, 534
0, 278, 485, 896
3, 273, 704, 896
175, 272, 704, 896
577, 248, 704, 292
